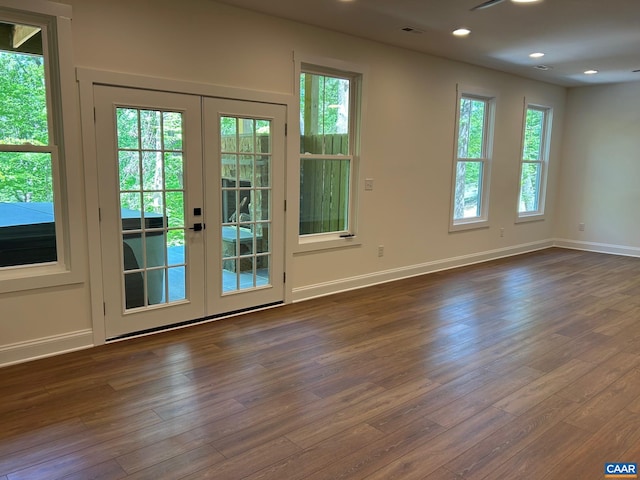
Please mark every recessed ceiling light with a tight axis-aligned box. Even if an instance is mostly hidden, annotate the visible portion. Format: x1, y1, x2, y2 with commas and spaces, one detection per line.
529, 52, 545, 58
453, 28, 471, 37
584, 69, 599, 75
512, 0, 543, 3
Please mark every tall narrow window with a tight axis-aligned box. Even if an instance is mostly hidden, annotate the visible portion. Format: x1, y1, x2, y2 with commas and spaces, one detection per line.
299, 66, 359, 237
0, 15, 59, 267
518, 105, 551, 217
451, 92, 495, 228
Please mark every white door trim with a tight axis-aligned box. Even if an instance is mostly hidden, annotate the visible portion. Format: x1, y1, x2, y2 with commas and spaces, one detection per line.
78, 68, 295, 345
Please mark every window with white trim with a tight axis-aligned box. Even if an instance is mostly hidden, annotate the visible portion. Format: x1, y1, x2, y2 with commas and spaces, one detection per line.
0, 0, 77, 289
518, 104, 551, 218
299, 65, 359, 237
451, 91, 495, 229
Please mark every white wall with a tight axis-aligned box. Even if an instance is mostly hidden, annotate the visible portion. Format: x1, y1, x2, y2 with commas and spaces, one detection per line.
555, 82, 640, 256
1, 0, 570, 365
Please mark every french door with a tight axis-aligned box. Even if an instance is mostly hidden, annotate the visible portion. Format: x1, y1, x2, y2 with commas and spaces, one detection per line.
95, 86, 285, 339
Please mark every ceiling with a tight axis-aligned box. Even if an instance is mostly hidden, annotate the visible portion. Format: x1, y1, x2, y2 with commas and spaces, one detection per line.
215, 0, 640, 87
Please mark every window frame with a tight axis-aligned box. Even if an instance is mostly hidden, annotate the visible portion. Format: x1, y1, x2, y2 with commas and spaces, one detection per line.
295, 57, 363, 250
0, 0, 83, 293
516, 101, 552, 221
449, 86, 496, 232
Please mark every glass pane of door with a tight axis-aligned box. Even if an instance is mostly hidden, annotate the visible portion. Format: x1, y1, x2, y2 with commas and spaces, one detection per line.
220, 116, 271, 293
116, 107, 187, 308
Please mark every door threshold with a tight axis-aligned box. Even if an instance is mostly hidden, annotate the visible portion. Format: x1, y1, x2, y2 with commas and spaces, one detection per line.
106, 301, 284, 342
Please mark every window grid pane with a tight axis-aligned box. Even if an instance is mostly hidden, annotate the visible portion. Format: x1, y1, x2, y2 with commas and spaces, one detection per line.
523, 108, 545, 161
453, 160, 483, 220
0, 48, 49, 146
300, 73, 351, 155
117, 107, 187, 308
519, 162, 541, 213
299, 156, 351, 235
221, 115, 272, 293
457, 97, 486, 159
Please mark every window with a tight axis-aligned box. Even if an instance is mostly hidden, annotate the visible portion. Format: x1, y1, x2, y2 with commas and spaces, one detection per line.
0, 0, 79, 292
451, 92, 495, 229
0, 13, 58, 267
518, 104, 551, 218
299, 65, 359, 237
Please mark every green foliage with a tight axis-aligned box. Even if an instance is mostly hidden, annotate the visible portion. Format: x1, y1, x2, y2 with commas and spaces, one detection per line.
458, 97, 485, 159
519, 163, 540, 212
0, 51, 52, 204
300, 72, 350, 154
0, 152, 53, 203
0, 51, 48, 145
523, 108, 544, 161
519, 108, 546, 212
116, 107, 186, 246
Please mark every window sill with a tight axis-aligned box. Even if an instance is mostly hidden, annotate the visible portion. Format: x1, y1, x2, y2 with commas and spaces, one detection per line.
516, 213, 546, 224
449, 219, 490, 233
295, 234, 361, 254
0, 263, 83, 294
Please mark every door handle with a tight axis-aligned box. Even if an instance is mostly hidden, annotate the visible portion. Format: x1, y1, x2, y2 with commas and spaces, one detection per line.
189, 223, 205, 231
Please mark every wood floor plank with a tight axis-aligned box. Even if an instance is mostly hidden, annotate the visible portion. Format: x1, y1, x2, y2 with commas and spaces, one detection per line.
443, 394, 581, 479
540, 409, 640, 480
593, 306, 640, 336
245, 423, 384, 480
493, 357, 595, 415
564, 367, 640, 432
556, 351, 640, 404
210, 382, 386, 458
181, 436, 301, 480
1, 249, 639, 480
303, 415, 445, 480
367, 368, 500, 434
363, 406, 514, 480
0, 411, 163, 476
119, 444, 224, 480
115, 428, 216, 474
484, 421, 587, 479
58, 460, 127, 480
0, 418, 88, 461
425, 366, 543, 428
285, 378, 437, 449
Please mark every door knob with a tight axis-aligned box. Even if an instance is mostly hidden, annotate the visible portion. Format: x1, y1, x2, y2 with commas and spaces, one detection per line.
189, 223, 204, 231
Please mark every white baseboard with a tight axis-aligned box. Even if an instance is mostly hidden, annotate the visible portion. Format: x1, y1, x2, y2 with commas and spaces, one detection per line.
4, 239, 632, 366
553, 238, 640, 258
0, 329, 94, 368
292, 240, 554, 303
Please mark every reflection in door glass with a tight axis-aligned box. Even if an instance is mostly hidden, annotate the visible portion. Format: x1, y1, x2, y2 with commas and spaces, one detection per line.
116, 107, 187, 309
220, 116, 272, 293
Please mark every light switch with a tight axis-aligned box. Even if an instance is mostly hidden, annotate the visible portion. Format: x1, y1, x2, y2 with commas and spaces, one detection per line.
365, 178, 374, 191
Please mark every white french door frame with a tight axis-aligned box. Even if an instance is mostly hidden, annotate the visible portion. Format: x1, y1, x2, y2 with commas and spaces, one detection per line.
77, 68, 295, 345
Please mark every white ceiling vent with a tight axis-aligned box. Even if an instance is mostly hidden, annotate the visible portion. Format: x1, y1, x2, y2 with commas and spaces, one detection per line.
401, 26, 424, 34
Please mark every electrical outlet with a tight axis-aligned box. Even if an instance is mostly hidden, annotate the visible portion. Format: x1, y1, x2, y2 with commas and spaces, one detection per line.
500, 227, 504, 237
378, 245, 384, 257
579, 223, 585, 231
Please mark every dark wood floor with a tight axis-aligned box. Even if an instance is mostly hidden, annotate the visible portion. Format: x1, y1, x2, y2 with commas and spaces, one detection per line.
1, 247, 640, 480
